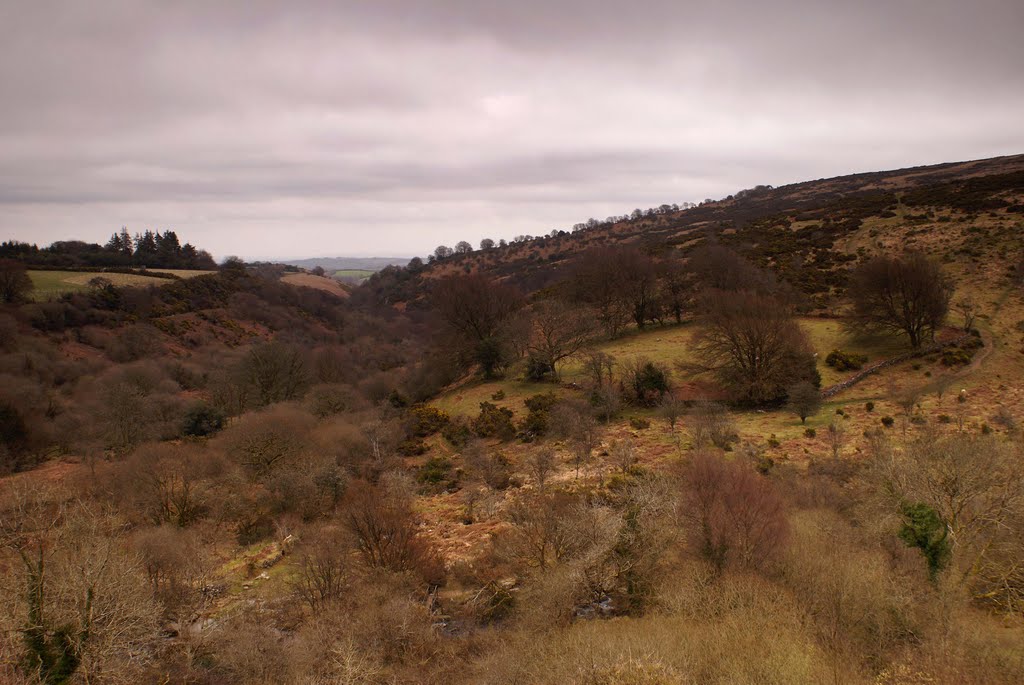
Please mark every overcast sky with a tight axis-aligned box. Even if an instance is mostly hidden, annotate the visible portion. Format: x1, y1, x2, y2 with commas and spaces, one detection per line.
2, 1, 1022, 260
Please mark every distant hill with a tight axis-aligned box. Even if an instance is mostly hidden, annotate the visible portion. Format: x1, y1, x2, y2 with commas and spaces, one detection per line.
413, 153, 1024, 298
282, 256, 409, 272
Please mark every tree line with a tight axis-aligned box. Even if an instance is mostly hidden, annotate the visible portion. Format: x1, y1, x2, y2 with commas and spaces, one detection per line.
1, 228, 216, 270
429, 243, 956, 409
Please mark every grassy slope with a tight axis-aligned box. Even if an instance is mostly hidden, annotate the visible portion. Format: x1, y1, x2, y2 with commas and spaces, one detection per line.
28, 269, 214, 300
433, 317, 911, 419
334, 269, 375, 279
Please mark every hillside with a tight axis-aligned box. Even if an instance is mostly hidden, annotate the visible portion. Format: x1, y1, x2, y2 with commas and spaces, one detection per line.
414, 153, 1024, 300
1, 155, 1023, 684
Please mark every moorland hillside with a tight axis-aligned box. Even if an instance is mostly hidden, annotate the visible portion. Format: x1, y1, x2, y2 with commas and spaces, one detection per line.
0, 154, 1023, 684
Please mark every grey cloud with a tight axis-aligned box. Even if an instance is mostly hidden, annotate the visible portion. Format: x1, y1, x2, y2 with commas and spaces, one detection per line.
1, 1, 1022, 258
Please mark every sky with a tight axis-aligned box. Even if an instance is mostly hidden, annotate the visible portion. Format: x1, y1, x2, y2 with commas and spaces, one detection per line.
2, 1, 1023, 261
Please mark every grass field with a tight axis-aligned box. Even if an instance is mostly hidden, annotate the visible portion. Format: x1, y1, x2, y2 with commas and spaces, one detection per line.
433, 318, 912, 420
28, 269, 214, 300
334, 269, 375, 280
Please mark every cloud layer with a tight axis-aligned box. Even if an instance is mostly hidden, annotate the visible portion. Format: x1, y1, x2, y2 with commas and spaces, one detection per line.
2, 1, 1023, 259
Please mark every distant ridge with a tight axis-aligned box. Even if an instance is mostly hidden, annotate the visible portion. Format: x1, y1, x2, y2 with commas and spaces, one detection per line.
281, 256, 409, 272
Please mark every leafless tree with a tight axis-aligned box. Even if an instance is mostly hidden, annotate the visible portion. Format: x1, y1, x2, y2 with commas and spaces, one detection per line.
872, 434, 1024, 610
688, 400, 738, 450
955, 296, 979, 332
0, 488, 159, 684
550, 400, 600, 478
687, 244, 776, 293
343, 480, 442, 584
218, 405, 315, 478
242, 341, 309, 407
501, 492, 581, 571
848, 251, 954, 348
527, 299, 596, 381
528, 448, 556, 492
659, 391, 685, 431
292, 530, 350, 614
431, 273, 526, 378
677, 452, 789, 572
610, 438, 637, 474
825, 420, 846, 459
695, 290, 817, 404
570, 247, 631, 336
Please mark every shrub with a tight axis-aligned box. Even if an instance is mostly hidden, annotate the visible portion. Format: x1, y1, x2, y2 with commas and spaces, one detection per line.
524, 353, 555, 382
941, 347, 973, 366
825, 349, 868, 372
409, 406, 450, 437
309, 383, 360, 418
629, 417, 651, 430
865, 401, 875, 412
689, 401, 738, 450
623, 358, 671, 407
181, 402, 226, 437
491, 390, 506, 401
679, 452, 789, 571
881, 416, 895, 428
442, 416, 473, 446
473, 402, 516, 440
519, 392, 559, 438
418, 456, 453, 485
343, 481, 445, 586
397, 438, 428, 456
937, 414, 951, 424
898, 502, 951, 579
804, 428, 816, 438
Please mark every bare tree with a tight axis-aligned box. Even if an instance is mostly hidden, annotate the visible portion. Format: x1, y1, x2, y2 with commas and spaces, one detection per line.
0, 489, 159, 684
825, 420, 846, 459
550, 400, 600, 478
677, 452, 789, 572
292, 529, 349, 614
242, 341, 309, 407
610, 438, 637, 474
848, 251, 954, 348
873, 434, 1024, 609
570, 247, 631, 336
617, 247, 660, 329
527, 299, 596, 381
219, 405, 315, 478
528, 448, 556, 492
695, 290, 818, 404
688, 245, 776, 293
501, 493, 581, 571
659, 391, 685, 431
955, 296, 979, 332
688, 400, 737, 450
343, 480, 440, 583
890, 381, 924, 436
431, 274, 526, 378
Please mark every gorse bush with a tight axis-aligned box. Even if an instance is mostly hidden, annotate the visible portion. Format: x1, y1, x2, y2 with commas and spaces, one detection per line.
181, 402, 225, 437
825, 349, 868, 372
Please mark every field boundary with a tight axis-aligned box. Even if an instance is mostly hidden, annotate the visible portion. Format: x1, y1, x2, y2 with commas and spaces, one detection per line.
821, 333, 971, 399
